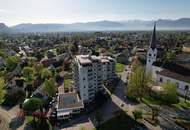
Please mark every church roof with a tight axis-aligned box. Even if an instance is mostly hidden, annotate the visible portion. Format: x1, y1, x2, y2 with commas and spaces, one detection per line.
150, 22, 157, 49
158, 69, 190, 83
154, 62, 190, 83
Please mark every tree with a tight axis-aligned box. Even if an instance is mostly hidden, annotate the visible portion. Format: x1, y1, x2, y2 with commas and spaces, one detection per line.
34, 63, 44, 76
41, 68, 52, 80
165, 50, 176, 63
160, 82, 178, 104
0, 78, 6, 104
23, 67, 34, 81
132, 110, 142, 121
0, 50, 7, 58
6, 56, 20, 71
43, 78, 56, 98
126, 64, 152, 100
23, 98, 44, 113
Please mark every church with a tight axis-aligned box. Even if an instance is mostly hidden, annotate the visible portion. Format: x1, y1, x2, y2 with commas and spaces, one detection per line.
146, 23, 190, 99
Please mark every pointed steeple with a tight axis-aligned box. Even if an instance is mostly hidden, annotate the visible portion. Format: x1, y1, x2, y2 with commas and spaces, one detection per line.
150, 22, 156, 49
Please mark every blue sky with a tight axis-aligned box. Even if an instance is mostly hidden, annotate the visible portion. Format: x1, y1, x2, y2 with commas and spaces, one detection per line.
0, 0, 189, 26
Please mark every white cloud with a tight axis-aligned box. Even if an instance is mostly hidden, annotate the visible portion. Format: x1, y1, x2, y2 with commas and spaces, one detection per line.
0, 9, 6, 13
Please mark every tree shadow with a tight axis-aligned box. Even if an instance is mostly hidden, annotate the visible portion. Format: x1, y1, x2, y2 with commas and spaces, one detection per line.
9, 116, 25, 130
111, 79, 140, 105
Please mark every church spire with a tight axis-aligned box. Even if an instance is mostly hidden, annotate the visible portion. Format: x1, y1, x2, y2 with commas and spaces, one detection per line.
150, 22, 156, 49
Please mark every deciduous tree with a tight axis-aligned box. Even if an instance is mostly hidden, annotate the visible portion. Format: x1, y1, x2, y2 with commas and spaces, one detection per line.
126, 64, 152, 100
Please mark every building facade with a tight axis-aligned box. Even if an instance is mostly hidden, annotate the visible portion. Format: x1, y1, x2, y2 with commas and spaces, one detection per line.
73, 55, 116, 103
146, 23, 190, 99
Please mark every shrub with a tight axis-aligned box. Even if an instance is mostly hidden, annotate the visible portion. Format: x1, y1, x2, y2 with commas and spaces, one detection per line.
132, 110, 142, 121
159, 82, 179, 104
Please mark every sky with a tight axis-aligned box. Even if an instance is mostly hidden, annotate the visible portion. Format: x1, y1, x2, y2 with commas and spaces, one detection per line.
0, 0, 190, 26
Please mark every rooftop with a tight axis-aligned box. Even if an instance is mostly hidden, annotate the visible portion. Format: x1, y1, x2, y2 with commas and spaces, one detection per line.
158, 69, 190, 83
76, 55, 114, 65
154, 62, 190, 83
57, 92, 84, 110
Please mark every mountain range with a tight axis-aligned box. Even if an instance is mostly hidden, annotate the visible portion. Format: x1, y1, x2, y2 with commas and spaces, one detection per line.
1, 18, 190, 33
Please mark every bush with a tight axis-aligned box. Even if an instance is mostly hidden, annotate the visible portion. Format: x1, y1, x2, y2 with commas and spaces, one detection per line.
159, 82, 179, 104
132, 110, 142, 121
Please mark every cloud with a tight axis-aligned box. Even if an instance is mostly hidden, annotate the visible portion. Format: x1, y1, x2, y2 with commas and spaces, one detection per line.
0, 9, 6, 13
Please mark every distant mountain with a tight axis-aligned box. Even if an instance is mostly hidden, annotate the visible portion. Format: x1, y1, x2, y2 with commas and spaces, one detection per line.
11, 20, 124, 32
1, 18, 190, 33
0, 23, 10, 33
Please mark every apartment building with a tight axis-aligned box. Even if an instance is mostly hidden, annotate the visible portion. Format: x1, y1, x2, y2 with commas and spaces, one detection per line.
73, 55, 116, 103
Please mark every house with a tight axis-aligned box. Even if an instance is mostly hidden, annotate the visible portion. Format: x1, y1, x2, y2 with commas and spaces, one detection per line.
146, 23, 190, 99
56, 92, 84, 120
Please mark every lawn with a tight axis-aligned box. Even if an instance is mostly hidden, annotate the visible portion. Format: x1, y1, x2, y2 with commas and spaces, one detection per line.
142, 96, 190, 110
142, 96, 162, 105
115, 63, 125, 73
64, 79, 71, 89
173, 98, 190, 110
93, 112, 147, 130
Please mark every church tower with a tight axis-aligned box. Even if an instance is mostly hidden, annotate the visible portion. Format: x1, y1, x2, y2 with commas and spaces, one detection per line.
146, 22, 157, 73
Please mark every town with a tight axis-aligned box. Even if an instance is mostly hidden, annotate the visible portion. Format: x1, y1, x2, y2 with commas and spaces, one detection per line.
0, 23, 190, 130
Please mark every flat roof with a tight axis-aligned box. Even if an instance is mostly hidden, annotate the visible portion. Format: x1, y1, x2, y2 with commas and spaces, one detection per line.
76, 55, 92, 65
76, 55, 114, 65
57, 92, 84, 110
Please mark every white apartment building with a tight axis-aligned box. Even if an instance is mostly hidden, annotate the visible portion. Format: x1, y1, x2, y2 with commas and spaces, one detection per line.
73, 55, 116, 103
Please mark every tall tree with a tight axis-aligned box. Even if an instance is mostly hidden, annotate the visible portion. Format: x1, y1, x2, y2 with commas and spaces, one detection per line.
41, 68, 52, 80
126, 64, 152, 100
33, 63, 44, 76
6, 56, 20, 71
23, 67, 34, 81
43, 78, 56, 98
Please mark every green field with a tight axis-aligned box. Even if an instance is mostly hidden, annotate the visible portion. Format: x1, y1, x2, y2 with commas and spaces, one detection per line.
115, 63, 125, 73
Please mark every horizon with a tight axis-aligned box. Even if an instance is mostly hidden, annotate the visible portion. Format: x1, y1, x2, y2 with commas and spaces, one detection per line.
0, 0, 190, 26
2, 17, 190, 27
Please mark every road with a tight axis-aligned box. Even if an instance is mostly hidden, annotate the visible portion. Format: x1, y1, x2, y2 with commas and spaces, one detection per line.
58, 66, 133, 130
58, 64, 190, 130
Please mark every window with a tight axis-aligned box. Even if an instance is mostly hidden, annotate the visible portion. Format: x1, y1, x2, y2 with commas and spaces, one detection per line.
149, 53, 151, 57
83, 78, 86, 80
184, 85, 189, 90
159, 77, 163, 83
84, 86, 86, 88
